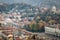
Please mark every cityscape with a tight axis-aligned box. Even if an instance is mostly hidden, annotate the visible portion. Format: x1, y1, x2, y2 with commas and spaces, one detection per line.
0, 0, 60, 40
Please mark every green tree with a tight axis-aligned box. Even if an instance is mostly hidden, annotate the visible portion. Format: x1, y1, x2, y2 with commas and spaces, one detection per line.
0, 23, 2, 27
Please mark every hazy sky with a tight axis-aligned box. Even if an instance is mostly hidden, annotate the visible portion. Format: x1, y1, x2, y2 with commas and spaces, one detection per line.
0, 0, 44, 6
0, 0, 60, 7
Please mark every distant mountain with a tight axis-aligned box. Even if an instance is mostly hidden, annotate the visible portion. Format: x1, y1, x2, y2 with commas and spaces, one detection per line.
0, 0, 60, 8
0, 3, 39, 13
0, 2, 8, 12
38, 0, 60, 8
0, 1, 60, 13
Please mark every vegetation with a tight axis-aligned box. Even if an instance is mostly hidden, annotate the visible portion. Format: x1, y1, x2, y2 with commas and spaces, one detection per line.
25, 17, 45, 32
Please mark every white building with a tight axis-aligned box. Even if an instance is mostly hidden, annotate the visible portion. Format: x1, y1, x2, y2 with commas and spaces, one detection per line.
51, 6, 56, 12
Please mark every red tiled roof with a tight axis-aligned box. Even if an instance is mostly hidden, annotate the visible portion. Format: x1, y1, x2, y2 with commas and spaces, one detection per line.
0, 27, 16, 30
